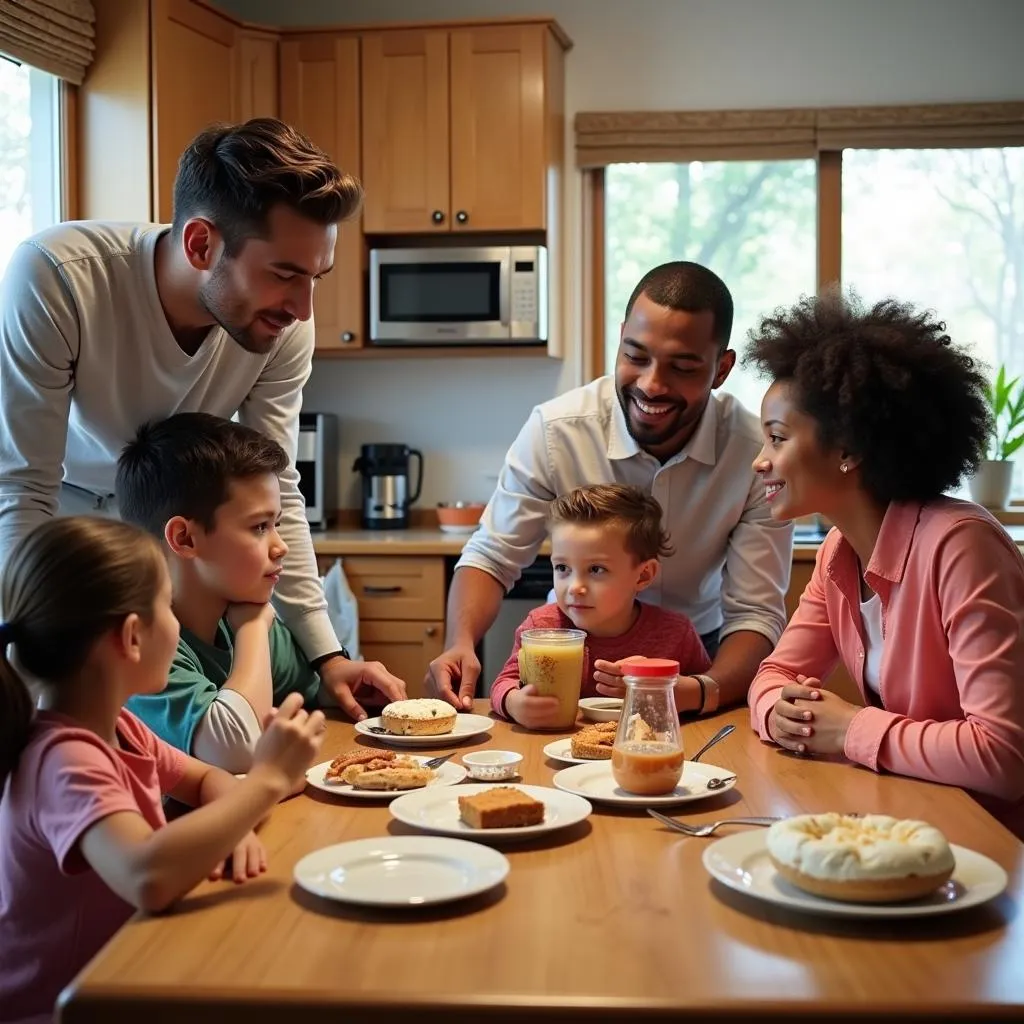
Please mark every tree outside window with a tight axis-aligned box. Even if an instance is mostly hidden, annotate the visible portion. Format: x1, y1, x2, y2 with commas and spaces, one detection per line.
0, 58, 61, 278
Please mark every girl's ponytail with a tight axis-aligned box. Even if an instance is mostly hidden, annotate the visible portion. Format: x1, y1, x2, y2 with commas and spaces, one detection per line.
0, 627, 33, 788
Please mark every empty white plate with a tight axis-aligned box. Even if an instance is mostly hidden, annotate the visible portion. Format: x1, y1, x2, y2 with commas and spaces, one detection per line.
305, 756, 467, 799
552, 760, 736, 806
355, 713, 495, 748
293, 836, 509, 907
702, 830, 1009, 919
389, 783, 592, 842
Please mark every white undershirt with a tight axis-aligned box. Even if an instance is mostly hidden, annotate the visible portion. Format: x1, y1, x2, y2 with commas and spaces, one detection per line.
192, 690, 263, 774
859, 591, 884, 694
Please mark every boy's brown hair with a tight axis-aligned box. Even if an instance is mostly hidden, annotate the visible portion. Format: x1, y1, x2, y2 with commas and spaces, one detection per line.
116, 412, 288, 539
548, 484, 674, 562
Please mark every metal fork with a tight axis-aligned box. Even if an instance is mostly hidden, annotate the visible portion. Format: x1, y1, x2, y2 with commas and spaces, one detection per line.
422, 753, 454, 770
647, 810, 781, 836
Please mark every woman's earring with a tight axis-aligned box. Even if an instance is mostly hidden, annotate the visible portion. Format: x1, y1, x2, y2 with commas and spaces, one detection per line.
840, 463, 849, 474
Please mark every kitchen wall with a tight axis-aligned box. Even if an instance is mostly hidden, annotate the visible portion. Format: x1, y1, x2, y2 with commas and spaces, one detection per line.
218, 0, 1024, 510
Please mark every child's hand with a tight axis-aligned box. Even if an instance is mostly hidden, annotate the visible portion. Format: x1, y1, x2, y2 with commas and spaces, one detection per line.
226, 601, 277, 632
209, 830, 268, 884
506, 685, 563, 729
249, 692, 325, 795
593, 658, 628, 697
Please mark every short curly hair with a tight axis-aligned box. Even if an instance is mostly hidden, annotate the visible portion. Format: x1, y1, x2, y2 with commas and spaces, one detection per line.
743, 289, 992, 504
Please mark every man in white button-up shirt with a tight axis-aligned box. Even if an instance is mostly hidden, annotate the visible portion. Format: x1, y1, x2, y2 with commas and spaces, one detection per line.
427, 261, 793, 715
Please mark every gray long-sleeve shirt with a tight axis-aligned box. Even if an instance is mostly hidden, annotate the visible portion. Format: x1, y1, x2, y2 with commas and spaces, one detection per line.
0, 221, 338, 660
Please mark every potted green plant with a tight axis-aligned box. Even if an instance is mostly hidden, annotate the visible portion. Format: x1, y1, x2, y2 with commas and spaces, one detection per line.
969, 365, 1024, 509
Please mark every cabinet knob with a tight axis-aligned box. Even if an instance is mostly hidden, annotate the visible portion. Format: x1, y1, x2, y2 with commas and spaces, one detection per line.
455, 210, 469, 224
431, 210, 445, 224
341, 331, 355, 342
425, 626, 437, 637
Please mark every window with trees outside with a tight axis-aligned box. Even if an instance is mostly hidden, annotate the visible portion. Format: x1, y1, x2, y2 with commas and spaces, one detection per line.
584, 103, 1024, 497
0, 58, 63, 279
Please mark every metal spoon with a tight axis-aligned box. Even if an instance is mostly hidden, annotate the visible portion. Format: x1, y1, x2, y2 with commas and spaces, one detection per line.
690, 723, 735, 763
705, 774, 737, 790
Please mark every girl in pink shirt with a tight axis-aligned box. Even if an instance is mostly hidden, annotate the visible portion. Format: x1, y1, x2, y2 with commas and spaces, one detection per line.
744, 291, 1024, 837
0, 516, 327, 1024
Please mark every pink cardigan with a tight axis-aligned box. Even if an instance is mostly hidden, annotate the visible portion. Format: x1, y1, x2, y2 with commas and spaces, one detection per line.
749, 498, 1024, 835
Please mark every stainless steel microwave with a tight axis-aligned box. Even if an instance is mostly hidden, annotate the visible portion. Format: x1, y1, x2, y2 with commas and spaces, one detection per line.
369, 245, 547, 346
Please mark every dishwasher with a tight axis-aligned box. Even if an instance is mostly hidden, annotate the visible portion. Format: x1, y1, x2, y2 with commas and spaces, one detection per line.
478, 555, 555, 695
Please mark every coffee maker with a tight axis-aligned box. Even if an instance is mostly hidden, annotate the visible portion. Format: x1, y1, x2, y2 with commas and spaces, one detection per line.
353, 443, 423, 529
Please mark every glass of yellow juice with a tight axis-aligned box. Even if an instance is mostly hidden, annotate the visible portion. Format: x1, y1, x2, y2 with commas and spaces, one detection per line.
517, 628, 587, 729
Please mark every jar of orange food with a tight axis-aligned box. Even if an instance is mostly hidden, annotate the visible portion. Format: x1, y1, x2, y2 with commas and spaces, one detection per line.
611, 657, 685, 796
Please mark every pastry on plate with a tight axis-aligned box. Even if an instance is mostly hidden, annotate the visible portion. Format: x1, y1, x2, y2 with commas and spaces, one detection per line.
346, 759, 434, 790
458, 786, 545, 829
325, 748, 395, 781
570, 716, 654, 759
381, 698, 458, 736
570, 721, 617, 759
325, 749, 434, 790
767, 813, 955, 903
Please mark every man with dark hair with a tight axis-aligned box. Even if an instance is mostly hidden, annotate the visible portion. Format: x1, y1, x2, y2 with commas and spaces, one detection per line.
427, 260, 793, 717
0, 118, 402, 721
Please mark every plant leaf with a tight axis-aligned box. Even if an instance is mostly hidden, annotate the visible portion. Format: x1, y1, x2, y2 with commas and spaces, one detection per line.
1003, 433, 1024, 459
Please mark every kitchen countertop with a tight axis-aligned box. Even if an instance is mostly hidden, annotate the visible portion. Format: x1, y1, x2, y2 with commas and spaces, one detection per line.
310, 522, 1024, 561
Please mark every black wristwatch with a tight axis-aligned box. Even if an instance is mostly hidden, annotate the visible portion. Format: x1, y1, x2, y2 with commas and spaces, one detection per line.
311, 647, 351, 672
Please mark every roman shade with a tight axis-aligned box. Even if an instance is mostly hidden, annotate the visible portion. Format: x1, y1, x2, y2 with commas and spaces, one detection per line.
575, 101, 1024, 168
0, 0, 95, 85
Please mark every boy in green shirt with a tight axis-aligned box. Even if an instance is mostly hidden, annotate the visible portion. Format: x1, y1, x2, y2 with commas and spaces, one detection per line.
116, 412, 404, 772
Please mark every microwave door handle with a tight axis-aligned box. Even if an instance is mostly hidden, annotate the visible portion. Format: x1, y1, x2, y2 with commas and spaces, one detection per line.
498, 253, 511, 326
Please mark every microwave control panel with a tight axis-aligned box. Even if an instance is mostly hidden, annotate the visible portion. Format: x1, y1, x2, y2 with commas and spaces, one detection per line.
509, 245, 548, 341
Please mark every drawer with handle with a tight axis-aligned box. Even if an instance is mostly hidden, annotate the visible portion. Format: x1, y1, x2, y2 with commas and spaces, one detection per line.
341, 556, 445, 621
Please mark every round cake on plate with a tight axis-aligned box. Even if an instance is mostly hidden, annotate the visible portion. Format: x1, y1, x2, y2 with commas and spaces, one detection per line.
766, 813, 955, 903
381, 698, 457, 736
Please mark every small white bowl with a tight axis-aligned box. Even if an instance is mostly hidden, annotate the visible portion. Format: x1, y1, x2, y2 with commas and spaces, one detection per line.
578, 697, 623, 723
461, 750, 523, 781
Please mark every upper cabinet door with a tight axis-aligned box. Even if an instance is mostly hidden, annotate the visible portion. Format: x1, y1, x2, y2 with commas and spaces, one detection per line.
235, 29, 279, 122
361, 30, 450, 234
151, 0, 238, 223
280, 35, 364, 352
449, 25, 547, 232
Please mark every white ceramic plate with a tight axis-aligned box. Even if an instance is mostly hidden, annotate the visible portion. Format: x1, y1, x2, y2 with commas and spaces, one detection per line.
552, 760, 736, 806
293, 836, 509, 907
389, 783, 592, 842
439, 523, 479, 534
578, 697, 623, 722
542, 737, 606, 766
701, 831, 1009, 919
354, 713, 495, 748
305, 756, 468, 799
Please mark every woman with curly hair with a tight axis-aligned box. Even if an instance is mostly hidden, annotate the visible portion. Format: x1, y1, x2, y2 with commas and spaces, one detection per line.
745, 289, 1024, 834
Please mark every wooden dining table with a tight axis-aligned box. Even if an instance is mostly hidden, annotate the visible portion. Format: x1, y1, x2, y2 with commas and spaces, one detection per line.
59, 702, 1024, 1023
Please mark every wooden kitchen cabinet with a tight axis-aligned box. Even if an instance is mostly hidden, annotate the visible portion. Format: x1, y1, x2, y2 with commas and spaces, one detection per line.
279, 35, 364, 352
361, 22, 567, 234
317, 555, 445, 698
81, 0, 279, 223
235, 27, 280, 123
151, 0, 238, 223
